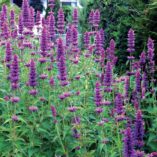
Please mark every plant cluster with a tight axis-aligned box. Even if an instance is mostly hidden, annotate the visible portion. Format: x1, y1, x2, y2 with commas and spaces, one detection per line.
0, 0, 157, 157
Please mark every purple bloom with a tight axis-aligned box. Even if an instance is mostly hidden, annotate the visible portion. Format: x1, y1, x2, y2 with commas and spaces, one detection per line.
94, 81, 102, 107
123, 127, 134, 157
29, 89, 38, 96
134, 110, 144, 149
104, 61, 113, 90
93, 9, 100, 29
10, 54, 19, 90
89, 9, 94, 26
139, 51, 146, 66
28, 106, 38, 112
57, 8, 65, 34
28, 59, 37, 87
49, 77, 55, 87
124, 76, 130, 99
95, 107, 103, 114
66, 24, 72, 47
134, 151, 145, 157
68, 106, 78, 112
72, 129, 80, 139
10, 96, 20, 103
36, 11, 41, 25
72, 26, 79, 54
95, 31, 102, 55
127, 29, 135, 53
48, 0, 55, 10
51, 105, 57, 117
84, 32, 90, 49
99, 28, 105, 46
115, 93, 124, 115
72, 8, 78, 28
40, 27, 48, 57
135, 70, 141, 94
49, 12, 55, 40
12, 115, 19, 122
10, 10, 15, 28
5, 42, 12, 63
22, 0, 30, 28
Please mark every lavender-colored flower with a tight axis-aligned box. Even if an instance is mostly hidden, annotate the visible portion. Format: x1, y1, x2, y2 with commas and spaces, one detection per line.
135, 70, 141, 94
49, 77, 55, 87
147, 37, 154, 60
12, 115, 19, 122
95, 107, 103, 114
104, 61, 113, 90
94, 81, 102, 107
140, 51, 146, 66
115, 93, 124, 115
48, 0, 55, 10
36, 11, 41, 25
72, 26, 79, 54
18, 14, 24, 35
68, 106, 78, 112
134, 110, 144, 149
39, 74, 48, 80
127, 29, 135, 53
10, 54, 19, 90
57, 8, 65, 34
72, 8, 78, 28
95, 31, 102, 55
29, 89, 38, 96
72, 128, 80, 139
84, 32, 90, 49
89, 9, 94, 26
2, 22, 10, 39
57, 38, 64, 61
1, 4, 7, 19
124, 76, 130, 99
10, 10, 15, 28
123, 127, 134, 157
93, 9, 100, 29
40, 27, 48, 57
28, 59, 37, 87
22, 0, 30, 28
58, 55, 68, 86
49, 12, 55, 40
28, 7, 35, 30
28, 106, 38, 112
66, 25, 72, 47
51, 105, 57, 117
5, 42, 12, 63
134, 151, 145, 157
99, 28, 105, 46
10, 96, 20, 103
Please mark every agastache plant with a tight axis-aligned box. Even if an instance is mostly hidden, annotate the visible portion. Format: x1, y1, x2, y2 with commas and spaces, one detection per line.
57, 8, 65, 34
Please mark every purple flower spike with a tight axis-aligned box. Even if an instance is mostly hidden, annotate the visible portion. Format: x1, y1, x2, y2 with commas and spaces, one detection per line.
135, 70, 141, 94
84, 32, 90, 49
127, 29, 135, 53
29, 59, 37, 87
57, 38, 64, 61
57, 8, 65, 34
104, 61, 113, 90
115, 93, 124, 115
40, 27, 48, 57
94, 81, 102, 107
22, 0, 30, 28
18, 13, 24, 35
93, 9, 100, 29
123, 127, 134, 157
49, 12, 56, 40
5, 42, 12, 63
10, 54, 19, 90
51, 105, 57, 117
124, 76, 130, 99
10, 96, 20, 103
72, 8, 78, 28
89, 9, 94, 26
10, 10, 15, 28
134, 110, 144, 149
